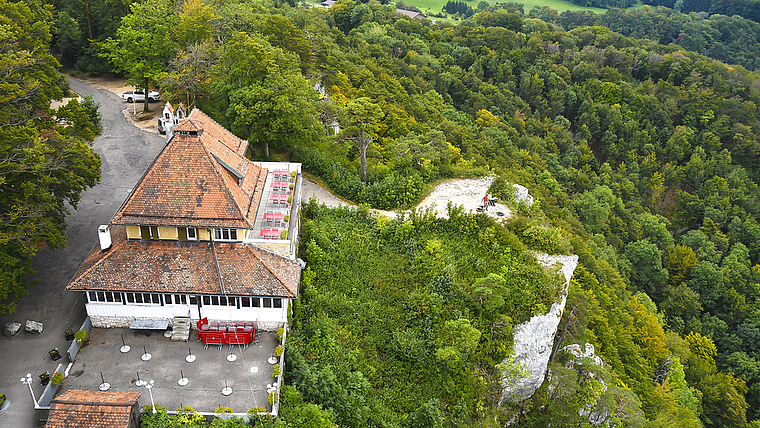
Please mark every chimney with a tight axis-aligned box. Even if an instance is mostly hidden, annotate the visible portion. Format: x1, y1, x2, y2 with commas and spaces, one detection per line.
166, 121, 174, 142
98, 225, 112, 251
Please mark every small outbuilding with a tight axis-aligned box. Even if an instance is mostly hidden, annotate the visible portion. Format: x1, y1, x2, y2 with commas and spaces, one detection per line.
46, 390, 142, 428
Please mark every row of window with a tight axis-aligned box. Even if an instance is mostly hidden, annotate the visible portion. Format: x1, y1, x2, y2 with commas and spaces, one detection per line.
137, 227, 239, 242
86, 291, 282, 309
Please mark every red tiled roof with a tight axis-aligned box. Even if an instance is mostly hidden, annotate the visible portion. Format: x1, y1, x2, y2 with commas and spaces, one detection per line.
188, 108, 248, 157
110, 114, 266, 228
166, 102, 175, 113
67, 226, 300, 298
46, 390, 140, 428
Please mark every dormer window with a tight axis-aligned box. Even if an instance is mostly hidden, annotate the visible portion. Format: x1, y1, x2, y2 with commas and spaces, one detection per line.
214, 228, 238, 241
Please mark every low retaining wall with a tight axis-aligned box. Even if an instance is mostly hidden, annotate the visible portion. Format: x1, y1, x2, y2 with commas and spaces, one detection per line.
67, 317, 92, 362
38, 363, 65, 407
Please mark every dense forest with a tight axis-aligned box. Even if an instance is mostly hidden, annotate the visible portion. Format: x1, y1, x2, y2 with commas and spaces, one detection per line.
5, 0, 760, 425
643, 0, 760, 23
554, 7, 760, 71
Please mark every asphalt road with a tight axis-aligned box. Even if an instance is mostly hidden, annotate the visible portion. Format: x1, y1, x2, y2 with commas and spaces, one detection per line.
0, 77, 166, 428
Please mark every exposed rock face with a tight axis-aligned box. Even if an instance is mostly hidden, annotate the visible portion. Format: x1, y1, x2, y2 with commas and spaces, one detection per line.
4, 322, 21, 336
25, 319, 44, 334
561, 343, 610, 425
561, 343, 603, 368
512, 184, 534, 207
501, 253, 579, 403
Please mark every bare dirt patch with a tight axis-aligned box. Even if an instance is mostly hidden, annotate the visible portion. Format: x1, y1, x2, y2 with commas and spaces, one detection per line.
417, 177, 511, 220
76, 74, 165, 135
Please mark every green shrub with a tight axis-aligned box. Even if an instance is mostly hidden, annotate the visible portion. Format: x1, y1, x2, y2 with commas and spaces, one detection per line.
273, 363, 280, 377
268, 392, 278, 405
74, 330, 88, 344
280, 230, 288, 239
274, 345, 284, 356
51, 372, 64, 386
247, 407, 266, 414
215, 406, 233, 413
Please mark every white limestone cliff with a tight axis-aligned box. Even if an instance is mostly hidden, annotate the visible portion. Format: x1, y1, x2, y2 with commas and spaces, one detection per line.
501, 253, 579, 403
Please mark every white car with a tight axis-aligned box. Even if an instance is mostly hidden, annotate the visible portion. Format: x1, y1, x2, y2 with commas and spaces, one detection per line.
122, 89, 160, 103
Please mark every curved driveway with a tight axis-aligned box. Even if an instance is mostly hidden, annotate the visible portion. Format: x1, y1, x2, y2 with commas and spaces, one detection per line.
0, 77, 166, 428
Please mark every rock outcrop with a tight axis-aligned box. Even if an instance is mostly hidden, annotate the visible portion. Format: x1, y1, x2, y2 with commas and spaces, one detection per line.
512, 184, 534, 207
501, 253, 579, 403
25, 319, 44, 334
4, 322, 21, 336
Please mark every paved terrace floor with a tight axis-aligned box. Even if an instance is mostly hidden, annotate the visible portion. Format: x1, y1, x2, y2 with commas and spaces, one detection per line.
58, 328, 280, 414
252, 169, 295, 240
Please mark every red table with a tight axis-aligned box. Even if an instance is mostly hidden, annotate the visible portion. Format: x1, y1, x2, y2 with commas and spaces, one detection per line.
270, 194, 288, 204
270, 181, 289, 192
259, 228, 280, 239
263, 211, 284, 224
273, 170, 289, 179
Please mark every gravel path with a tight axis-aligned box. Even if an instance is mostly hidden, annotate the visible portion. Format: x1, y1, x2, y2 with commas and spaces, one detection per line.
302, 176, 512, 220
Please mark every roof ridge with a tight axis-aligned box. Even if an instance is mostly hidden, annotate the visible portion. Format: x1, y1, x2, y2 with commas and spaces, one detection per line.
249, 245, 298, 297
189, 109, 248, 156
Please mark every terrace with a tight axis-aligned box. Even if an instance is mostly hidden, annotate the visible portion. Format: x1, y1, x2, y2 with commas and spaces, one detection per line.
249, 162, 302, 259
58, 327, 284, 416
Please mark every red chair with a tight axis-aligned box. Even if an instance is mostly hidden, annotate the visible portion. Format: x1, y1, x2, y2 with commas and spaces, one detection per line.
197, 324, 210, 342
196, 317, 208, 331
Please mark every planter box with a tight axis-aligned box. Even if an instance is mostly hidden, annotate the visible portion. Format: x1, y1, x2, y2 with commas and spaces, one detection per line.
39, 363, 64, 407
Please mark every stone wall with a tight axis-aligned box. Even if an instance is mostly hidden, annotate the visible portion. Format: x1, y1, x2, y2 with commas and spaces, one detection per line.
90, 315, 135, 329
92, 315, 284, 332
257, 321, 284, 332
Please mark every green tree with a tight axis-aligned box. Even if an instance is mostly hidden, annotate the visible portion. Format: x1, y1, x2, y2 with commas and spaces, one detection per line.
260, 15, 312, 71
99, 0, 179, 112
159, 41, 218, 110
219, 33, 319, 158
345, 97, 383, 183
687, 261, 724, 310
625, 239, 669, 294
176, 0, 214, 47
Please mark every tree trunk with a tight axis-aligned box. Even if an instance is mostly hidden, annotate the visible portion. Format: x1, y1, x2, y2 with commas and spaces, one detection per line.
83, 0, 92, 39
262, 140, 270, 159
359, 128, 367, 183
143, 79, 150, 113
